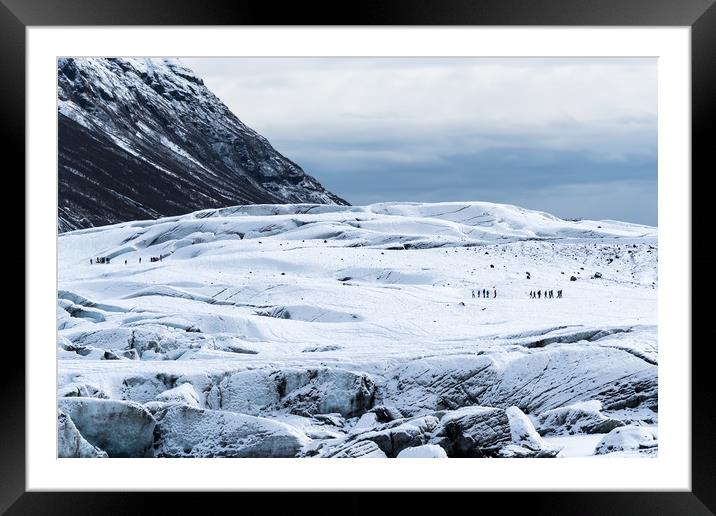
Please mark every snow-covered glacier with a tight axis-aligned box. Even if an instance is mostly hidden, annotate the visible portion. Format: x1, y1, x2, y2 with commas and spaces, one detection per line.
57, 201, 658, 458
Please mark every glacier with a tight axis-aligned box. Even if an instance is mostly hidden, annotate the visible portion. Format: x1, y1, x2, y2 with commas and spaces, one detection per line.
57, 201, 658, 458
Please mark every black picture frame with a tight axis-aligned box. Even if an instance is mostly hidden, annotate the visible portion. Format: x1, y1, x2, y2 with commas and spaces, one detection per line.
5, 0, 713, 513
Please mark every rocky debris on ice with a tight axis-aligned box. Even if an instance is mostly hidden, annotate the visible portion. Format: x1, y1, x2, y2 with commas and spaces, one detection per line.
274, 414, 346, 440
397, 444, 448, 458
155, 383, 201, 408
431, 406, 510, 457
62, 325, 202, 360
594, 425, 658, 455
350, 412, 380, 434
536, 400, 625, 436
349, 416, 440, 458
58, 397, 156, 457
152, 405, 310, 458
205, 369, 279, 415
431, 405, 558, 458
369, 405, 405, 423
324, 440, 387, 458
504, 406, 560, 457
312, 413, 346, 427
207, 367, 376, 418
58, 381, 109, 399
60, 323, 256, 361
120, 374, 180, 403
58, 328, 142, 360
276, 368, 375, 417
320, 415, 439, 458
381, 345, 656, 417
57, 410, 108, 458
348, 406, 404, 434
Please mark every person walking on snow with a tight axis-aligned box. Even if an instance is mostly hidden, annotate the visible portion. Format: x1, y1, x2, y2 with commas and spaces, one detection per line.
472, 289, 475, 299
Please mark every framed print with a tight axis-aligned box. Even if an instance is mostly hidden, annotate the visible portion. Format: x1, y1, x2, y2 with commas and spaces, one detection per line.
6, 0, 714, 513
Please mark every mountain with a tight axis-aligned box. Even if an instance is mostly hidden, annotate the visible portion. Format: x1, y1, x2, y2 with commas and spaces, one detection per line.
57, 58, 348, 232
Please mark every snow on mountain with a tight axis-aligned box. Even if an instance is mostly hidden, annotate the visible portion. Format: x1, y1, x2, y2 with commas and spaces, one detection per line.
57, 58, 347, 232
57, 201, 658, 458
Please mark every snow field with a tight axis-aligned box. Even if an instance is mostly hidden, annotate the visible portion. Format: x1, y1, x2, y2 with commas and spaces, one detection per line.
58, 202, 658, 458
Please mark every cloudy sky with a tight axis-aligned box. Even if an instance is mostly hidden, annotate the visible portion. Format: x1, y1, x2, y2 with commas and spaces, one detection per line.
183, 57, 657, 225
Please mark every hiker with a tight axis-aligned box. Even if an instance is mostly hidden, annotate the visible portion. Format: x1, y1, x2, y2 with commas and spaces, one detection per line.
124, 259, 127, 265
472, 290, 475, 299
493, 288, 496, 298
139, 257, 142, 264
90, 258, 93, 265
538, 290, 541, 299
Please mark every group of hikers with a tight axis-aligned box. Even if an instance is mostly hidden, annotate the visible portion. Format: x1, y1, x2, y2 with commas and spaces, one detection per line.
530, 289, 562, 299
470, 288, 563, 299
472, 288, 496, 299
90, 255, 163, 265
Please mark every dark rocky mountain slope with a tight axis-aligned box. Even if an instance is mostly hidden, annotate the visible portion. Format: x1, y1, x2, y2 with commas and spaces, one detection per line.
58, 58, 347, 232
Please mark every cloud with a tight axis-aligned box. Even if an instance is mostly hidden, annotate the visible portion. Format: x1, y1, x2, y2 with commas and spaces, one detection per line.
181, 57, 657, 224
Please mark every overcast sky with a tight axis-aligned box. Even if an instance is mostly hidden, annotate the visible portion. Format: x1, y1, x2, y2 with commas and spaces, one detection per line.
183, 57, 657, 225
